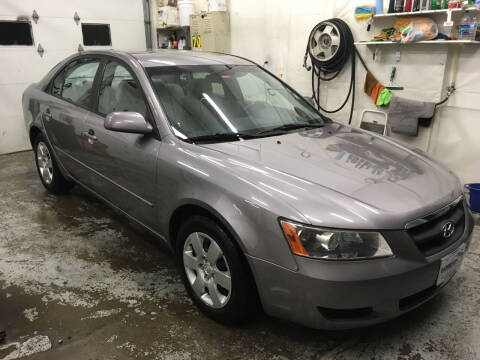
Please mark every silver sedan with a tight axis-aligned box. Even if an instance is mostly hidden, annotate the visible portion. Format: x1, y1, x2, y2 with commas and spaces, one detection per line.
22, 50, 474, 329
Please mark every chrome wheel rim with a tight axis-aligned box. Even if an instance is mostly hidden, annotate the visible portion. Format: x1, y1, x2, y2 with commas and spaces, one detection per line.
309, 21, 341, 62
36, 142, 53, 185
183, 232, 231, 309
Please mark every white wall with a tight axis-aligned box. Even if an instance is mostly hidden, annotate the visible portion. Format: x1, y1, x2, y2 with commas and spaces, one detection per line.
228, 0, 480, 184
0, 0, 147, 155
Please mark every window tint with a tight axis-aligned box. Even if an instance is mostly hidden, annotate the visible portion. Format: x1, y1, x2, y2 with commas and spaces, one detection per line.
51, 58, 100, 108
98, 61, 147, 117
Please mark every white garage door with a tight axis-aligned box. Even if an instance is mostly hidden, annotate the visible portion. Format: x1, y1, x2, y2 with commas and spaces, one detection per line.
0, 0, 147, 155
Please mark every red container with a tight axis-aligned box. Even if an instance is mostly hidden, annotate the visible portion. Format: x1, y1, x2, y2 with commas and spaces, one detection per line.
404, 0, 413, 11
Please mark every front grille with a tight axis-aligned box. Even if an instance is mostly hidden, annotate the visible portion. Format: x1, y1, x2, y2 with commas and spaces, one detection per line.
407, 201, 465, 257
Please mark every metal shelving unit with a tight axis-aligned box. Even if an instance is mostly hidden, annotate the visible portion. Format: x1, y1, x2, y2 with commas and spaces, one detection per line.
356, 7, 480, 47
354, 40, 480, 46
373, 8, 478, 19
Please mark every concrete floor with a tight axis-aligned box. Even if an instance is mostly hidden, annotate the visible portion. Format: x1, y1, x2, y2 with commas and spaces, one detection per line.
0, 151, 479, 360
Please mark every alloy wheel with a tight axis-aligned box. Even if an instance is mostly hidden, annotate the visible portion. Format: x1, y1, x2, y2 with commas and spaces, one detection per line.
183, 232, 232, 309
36, 142, 53, 185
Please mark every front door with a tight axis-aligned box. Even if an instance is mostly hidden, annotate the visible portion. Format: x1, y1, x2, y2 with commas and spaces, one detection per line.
77, 59, 159, 228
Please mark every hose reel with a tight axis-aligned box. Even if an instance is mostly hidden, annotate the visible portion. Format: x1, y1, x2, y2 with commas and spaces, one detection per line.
304, 18, 362, 125
309, 21, 342, 63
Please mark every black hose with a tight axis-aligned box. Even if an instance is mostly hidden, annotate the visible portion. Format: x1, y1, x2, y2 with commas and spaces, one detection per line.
305, 18, 367, 125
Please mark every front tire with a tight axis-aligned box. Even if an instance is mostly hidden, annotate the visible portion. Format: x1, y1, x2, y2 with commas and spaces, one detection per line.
176, 215, 259, 324
34, 133, 73, 194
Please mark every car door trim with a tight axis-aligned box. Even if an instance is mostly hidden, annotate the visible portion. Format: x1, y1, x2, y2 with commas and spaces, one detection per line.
54, 146, 154, 207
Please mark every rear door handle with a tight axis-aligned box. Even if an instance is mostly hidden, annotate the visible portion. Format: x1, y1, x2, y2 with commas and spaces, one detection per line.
43, 108, 52, 121
82, 129, 97, 142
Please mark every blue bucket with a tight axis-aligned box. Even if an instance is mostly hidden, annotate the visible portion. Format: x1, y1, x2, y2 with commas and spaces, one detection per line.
465, 183, 480, 213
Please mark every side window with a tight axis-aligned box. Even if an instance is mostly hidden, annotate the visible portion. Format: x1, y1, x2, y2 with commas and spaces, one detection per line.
98, 61, 147, 118
51, 59, 100, 108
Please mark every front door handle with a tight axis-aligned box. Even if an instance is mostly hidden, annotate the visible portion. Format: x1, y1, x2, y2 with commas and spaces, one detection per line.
82, 129, 97, 143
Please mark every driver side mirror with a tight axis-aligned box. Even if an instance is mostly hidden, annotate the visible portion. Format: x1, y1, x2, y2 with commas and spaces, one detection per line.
104, 112, 153, 134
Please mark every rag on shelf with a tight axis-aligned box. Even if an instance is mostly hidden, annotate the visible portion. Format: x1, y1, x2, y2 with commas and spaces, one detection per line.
388, 96, 436, 136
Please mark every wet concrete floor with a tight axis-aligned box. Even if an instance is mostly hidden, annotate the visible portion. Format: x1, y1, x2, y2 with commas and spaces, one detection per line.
0, 151, 479, 360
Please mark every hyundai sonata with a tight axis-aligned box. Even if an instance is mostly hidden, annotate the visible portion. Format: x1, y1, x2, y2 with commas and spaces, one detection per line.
22, 50, 474, 329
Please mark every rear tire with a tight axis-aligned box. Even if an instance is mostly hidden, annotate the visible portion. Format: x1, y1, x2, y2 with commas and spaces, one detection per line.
176, 215, 259, 325
34, 133, 74, 194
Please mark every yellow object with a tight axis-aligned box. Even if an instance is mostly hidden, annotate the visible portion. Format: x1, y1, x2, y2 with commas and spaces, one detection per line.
355, 13, 373, 20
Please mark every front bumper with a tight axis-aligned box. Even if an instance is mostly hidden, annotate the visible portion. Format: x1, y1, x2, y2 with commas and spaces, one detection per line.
247, 208, 474, 330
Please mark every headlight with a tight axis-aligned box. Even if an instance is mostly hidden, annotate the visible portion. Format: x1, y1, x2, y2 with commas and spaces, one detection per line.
280, 220, 393, 260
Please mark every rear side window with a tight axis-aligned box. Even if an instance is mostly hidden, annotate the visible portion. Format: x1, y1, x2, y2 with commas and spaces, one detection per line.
98, 61, 147, 117
51, 58, 100, 108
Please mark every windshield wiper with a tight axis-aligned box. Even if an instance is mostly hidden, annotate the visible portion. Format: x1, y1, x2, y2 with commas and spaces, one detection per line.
256, 123, 324, 135
186, 132, 256, 143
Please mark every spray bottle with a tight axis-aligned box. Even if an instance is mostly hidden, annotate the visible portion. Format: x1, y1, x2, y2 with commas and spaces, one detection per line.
395, 0, 405, 12
376, 0, 384, 14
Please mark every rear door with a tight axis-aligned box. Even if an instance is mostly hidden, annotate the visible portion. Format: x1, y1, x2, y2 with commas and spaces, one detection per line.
76, 58, 159, 227
41, 57, 101, 181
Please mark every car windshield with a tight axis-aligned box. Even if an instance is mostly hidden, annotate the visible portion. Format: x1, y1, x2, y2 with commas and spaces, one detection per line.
146, 65, 327, 142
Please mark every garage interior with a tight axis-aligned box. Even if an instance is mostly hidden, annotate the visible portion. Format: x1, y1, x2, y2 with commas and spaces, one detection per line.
1, 0, 479, 359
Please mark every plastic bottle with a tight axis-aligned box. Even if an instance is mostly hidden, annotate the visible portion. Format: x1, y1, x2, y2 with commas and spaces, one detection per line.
404, 0, 413, 11
459, 11, 474, 40
376, 0, 384, 14
471, 14, 478, 40
394, 0, 405, 12
388, 0, 396, 13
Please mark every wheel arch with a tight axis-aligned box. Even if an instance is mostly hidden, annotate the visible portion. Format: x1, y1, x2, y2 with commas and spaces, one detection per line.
168, 200, 261, 307
29, 125, 42, 147
168, 201, 247, 255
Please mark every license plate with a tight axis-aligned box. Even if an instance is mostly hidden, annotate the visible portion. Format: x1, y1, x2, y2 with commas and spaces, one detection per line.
436, 243, 466, 286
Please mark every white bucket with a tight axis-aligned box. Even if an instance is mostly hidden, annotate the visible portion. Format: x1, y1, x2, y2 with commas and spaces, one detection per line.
178, 0, 195, 26
208, 0, 227, 11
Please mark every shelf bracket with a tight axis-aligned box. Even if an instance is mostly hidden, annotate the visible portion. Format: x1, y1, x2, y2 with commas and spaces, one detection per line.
447, 9, 452, 23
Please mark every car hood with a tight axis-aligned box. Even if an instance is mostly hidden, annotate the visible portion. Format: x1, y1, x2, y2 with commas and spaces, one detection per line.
200, 123, 461, 229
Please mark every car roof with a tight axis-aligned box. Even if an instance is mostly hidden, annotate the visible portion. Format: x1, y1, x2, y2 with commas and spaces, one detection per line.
128, 50, 255, 67
66, 49, 255, 68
